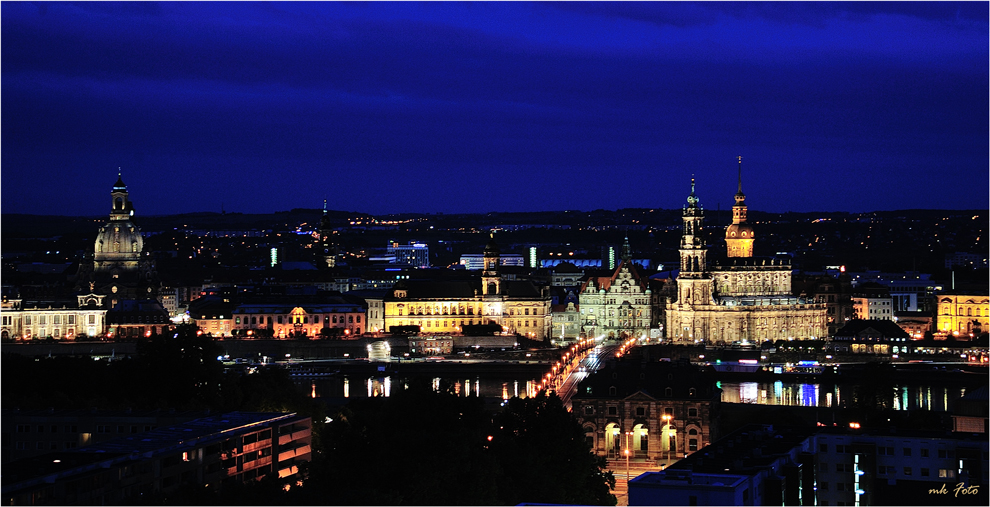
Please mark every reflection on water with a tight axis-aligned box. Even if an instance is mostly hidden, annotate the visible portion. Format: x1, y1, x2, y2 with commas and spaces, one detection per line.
719, 381, 968, 411
302, 375, 541, 400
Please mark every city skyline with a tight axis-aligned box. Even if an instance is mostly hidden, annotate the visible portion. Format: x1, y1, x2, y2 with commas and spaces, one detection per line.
2, 2, 987, 217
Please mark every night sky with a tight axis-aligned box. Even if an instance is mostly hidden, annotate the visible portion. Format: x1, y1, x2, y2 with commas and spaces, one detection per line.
2, 2, 987, 217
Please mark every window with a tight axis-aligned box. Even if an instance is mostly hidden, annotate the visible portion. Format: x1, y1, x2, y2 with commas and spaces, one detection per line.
608, 406, 617, 416
636, 407, 645, 416
357, 315, 361, 323
689, 408, 698, 417
938, 469, 954, 478
903, 447, 911, 456
921, 448, 929, 458
903, 467, 912, 476
938, 449, 947, 458
609, 386, 617, 396
921, 468, 929, 477
819, 463, 828, 472
689, 439, 698, 451
51, 426, 58, 433
584, 406, 594, 416
821, 482, 829, 490
821, 444, 829, 453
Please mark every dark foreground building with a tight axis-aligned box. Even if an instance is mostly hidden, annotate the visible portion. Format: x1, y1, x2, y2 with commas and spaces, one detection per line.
2, 412, 311, 505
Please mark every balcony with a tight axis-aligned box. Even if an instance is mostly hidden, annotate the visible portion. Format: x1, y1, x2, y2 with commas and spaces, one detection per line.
278, 443, 311, 463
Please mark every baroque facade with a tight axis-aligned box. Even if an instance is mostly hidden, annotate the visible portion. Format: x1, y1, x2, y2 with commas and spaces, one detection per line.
0, 294, 108, 341
572, 357, 720, 462
666, 171, 827, 343
382, 238, 552, 340
578, 237, 652, 340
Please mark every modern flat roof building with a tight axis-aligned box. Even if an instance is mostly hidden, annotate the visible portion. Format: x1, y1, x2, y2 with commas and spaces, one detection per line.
2, 412, 311, 506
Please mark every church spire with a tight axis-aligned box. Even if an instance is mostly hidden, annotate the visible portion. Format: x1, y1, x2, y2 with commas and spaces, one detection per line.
735, 156, 746, 205
323, 198, 327, 215
686, 176, 699, 208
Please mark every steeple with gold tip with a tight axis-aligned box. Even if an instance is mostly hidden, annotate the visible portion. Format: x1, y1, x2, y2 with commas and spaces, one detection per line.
725, 156, 755, 258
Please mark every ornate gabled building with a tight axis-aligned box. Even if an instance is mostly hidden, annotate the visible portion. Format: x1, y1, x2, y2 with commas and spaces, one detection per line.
578, 237, 652, 340
382, 237, 552, 340
666, 167, 827, 344
74, 174, 158, 310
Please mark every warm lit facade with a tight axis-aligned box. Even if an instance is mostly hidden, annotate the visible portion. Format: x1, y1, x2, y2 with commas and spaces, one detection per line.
724, 157, 755, 258
666, 177, 827, 343
0, 294, 108, 341
578, 238, 652, 340
936, 293, 989, 337
232, 303, 366, 338
852, 296, 894, 321
572, 358, 719, 462
383, 238, 551, 340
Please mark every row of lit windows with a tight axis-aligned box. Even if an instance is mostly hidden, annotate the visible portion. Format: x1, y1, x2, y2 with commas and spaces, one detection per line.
235, 314, 361, 325
18, 314, 99, 326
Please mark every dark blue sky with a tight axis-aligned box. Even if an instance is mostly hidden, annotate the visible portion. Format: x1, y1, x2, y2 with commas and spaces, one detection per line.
2, 2, 987, 216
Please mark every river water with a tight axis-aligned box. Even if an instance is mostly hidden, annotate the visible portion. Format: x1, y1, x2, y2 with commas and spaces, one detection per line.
717, 381, 972, 411
300, 374, 544, 400
298, 375, 974, 413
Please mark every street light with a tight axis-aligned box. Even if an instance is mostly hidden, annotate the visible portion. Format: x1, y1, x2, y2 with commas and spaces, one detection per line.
624, 431, 633, 483
661, 414, 673, 462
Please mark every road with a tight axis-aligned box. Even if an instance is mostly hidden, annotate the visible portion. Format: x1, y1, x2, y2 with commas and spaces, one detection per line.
555, 343, 619, 409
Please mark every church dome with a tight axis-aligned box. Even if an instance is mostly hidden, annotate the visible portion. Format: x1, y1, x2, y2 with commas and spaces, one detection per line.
725, 223, 755, 239
94, 221, 143, 262
483, 237, 500, 256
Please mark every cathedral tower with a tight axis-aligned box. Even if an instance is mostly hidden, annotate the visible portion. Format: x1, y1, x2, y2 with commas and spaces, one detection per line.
481, 235, 501, 296
679, 178, 706, 276
676, 178, 712, 306
725, 156, 755, 257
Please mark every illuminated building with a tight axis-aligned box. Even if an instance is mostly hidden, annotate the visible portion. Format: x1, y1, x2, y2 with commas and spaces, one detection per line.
0, 294, 108, 341
724, 157, 755, 258
666, 176, 827, 343
577, 237, 652, 340
551, 299, 582, 344
572, 358, 719, 463
387, 241, 430, 268
232, 302, 366, 338
383, 237, 551, 340
105, 299, 170, 339
2, 412, 312, 505
830, 319, 909, 355
935, 293, 989, 337
73, 173, 158, 310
